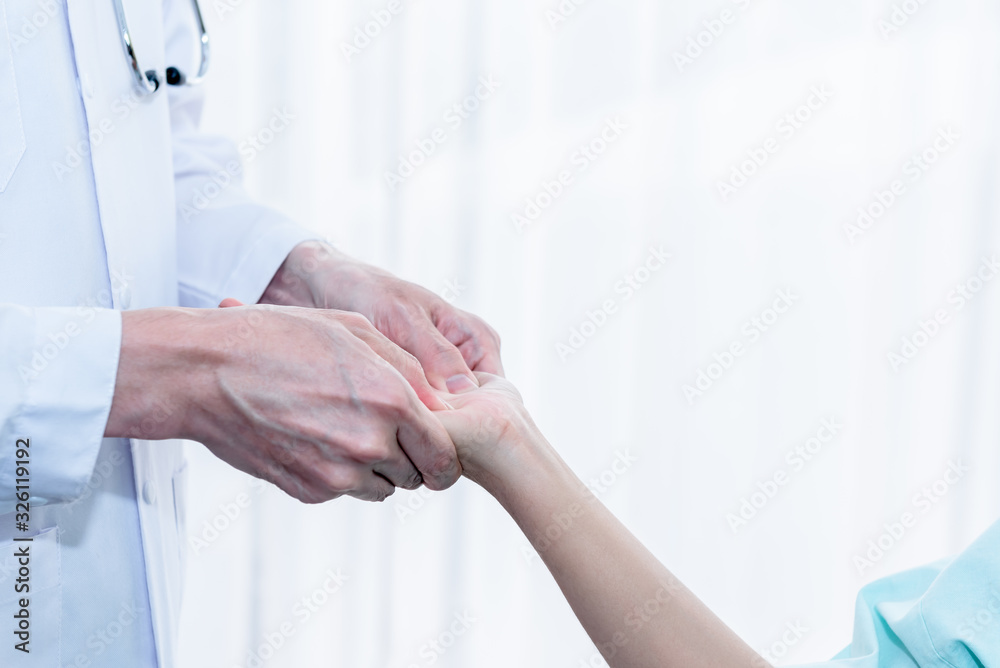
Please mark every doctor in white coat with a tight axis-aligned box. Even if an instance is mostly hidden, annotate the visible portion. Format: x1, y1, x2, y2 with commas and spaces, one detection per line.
0, 0, 503, 666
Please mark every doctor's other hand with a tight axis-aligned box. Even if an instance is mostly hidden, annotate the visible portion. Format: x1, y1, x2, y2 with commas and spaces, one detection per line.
105, 305, 461, 503
434, 373, 551, 496
259, 241, 504, 393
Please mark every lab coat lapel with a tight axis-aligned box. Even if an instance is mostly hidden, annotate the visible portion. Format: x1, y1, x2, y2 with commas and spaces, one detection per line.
64, 2, 186, 666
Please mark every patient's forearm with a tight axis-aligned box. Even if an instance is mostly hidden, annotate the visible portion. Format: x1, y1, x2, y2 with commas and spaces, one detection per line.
487, 441, 767, 668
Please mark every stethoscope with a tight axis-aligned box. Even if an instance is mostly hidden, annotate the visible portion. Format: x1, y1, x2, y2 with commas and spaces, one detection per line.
113, 0, 210, 95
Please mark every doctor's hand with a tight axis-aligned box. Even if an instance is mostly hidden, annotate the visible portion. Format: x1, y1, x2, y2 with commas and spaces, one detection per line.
105, 305, 461, 503
259, 241, 504, 394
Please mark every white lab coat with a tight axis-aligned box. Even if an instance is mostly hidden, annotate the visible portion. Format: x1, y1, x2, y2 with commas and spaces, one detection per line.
0, 0, 317, 665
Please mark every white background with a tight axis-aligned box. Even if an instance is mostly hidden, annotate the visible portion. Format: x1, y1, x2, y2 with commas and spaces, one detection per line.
177, 1, 1000, 666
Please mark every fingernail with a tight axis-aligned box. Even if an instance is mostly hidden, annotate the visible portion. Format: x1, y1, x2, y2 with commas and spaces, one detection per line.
446, 374, 478, 394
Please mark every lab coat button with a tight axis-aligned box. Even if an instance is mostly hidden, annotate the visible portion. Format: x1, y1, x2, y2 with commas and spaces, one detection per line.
142, 481, 157, 505
117, 284, 133, 310
80, 73, 95, 100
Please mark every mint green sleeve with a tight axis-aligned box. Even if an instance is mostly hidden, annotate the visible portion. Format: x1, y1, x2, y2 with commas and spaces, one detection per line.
790, 520, 1000, 668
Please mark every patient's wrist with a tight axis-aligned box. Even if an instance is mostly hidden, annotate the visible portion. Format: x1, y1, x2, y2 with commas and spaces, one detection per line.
488, 439, 586, 529
475, 432, 568, 502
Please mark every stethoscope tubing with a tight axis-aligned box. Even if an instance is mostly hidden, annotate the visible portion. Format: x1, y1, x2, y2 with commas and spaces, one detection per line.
113, 0, 210, 95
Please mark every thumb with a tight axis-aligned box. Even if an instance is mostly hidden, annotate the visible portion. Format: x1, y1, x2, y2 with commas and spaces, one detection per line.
408, 322, 479, 394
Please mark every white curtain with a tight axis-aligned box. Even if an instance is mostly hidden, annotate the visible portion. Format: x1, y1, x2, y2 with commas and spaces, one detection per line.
177, 1, 1000, 665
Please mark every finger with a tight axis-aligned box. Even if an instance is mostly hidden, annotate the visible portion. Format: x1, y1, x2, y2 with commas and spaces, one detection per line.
219, 298, 245, 308
372, 441, 423, 490
435, 312, 505, 378
349, 321, 451, 412
303, 403, 423, 492
392, 317, 479, 394
424, 327, 480, 394
431, 389, 457, 411
438, 372, 519, 409
458, 338, 505, 376
267, 460, 339, 505
340, 319, 460, 486
395, 402, 462, 491
471, 371, 504, 387
349, 472, 397, 503
302, 460, 397, 503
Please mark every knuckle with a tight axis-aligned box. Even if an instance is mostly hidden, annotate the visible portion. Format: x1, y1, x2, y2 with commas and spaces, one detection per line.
255, 463, 281, 487
423, 449, 458, 483
358, 355, 386, 383
350, 437, 392, 464
298, 490, 327, 505
432, 336, 461, 360
284, 481, 325, 505
398, 350, 424, 377
370, 383, 413, 417
377, 298, 412, 325
404, 470, 424, 490
317, 464, 363, 494
477, 319, 502, 348
339, 311, 372, 331
273, 445, 297, 466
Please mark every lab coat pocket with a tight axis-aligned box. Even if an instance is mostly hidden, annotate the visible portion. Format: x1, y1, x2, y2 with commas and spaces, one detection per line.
0, 526, 62, 667
0, 0, 26, 192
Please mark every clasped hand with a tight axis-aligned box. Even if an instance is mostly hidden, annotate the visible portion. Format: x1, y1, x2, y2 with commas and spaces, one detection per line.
194, 241, 515, 504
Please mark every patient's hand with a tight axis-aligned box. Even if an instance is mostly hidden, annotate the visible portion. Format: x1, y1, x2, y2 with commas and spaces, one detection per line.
436, 373, 546, 493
